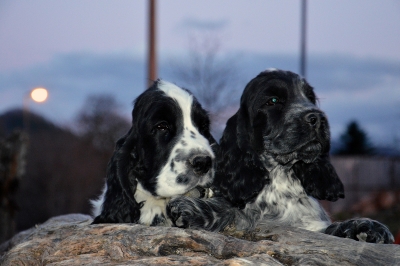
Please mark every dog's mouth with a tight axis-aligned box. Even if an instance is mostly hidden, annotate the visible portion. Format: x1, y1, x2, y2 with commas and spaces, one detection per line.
274, 141, 323, 165
297, 141, 324, 163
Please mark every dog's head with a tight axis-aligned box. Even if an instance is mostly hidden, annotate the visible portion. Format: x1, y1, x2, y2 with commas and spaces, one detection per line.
215, 69, 344, 208
241, 69, 330, 164
127, 79, 216, 197
93, 80, 217, 223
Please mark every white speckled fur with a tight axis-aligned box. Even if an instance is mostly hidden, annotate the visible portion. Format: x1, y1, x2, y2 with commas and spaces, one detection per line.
249, 163, 330, 232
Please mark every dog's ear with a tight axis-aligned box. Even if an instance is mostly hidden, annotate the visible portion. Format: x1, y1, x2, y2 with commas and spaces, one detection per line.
92, 128, 143, 224
292, 154, 344, 201
214, 110, 268, 209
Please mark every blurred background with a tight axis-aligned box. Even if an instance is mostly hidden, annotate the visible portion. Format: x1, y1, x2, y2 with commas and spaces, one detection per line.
0, 0, 399, 243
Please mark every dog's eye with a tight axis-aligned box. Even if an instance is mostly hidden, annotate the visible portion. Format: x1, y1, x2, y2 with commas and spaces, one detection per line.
155, 122, 169, 131
266, 97, 280, 106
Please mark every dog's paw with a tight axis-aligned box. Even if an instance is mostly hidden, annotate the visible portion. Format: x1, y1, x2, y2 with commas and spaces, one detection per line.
184, 186, 214, 199
325, 218, 394, 244
167, 196, 206, 229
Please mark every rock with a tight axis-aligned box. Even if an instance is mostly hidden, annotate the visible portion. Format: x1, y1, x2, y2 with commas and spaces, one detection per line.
1, 214, 399, 265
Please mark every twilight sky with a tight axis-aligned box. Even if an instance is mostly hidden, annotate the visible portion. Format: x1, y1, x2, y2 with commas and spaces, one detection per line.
0, 0, 399, 147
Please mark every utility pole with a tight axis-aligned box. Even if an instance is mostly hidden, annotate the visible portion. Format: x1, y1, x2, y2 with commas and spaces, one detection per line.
147, 0, 157, 88
300, 0, 307, 78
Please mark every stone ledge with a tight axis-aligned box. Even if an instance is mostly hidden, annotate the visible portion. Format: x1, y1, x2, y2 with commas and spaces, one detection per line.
1, 214, 399, 265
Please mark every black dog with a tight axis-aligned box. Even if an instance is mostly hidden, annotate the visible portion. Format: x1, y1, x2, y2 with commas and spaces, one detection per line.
91, 79, 216, 226
168, 69, 394, 243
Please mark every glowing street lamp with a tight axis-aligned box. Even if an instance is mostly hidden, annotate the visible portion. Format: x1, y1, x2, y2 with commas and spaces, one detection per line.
23, 87, 49, 131
30, 88, 48, 103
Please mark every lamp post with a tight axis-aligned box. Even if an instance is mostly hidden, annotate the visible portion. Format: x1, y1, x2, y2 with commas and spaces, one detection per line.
23, 87, 49, 132
147, 0, 157, 88
300, 0, 307, 78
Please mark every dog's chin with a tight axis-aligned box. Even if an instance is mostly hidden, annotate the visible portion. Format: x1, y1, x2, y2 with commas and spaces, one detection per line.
197, 170, 214, 189
154, 170, 213, 198
274, 141, 323, 165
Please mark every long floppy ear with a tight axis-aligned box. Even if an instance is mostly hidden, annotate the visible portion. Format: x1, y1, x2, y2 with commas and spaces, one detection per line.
92, 128, 143, 224
214, 109, 268, 209
292, 154, 344, 201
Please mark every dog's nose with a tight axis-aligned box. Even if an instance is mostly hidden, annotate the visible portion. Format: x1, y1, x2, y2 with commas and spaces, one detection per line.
304, 112, 325, 128
190, 155, 212, 175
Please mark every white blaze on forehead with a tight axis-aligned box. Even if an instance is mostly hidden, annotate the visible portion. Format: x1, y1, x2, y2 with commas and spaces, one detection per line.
158, 80, 194, 127
155, 80, 214, 197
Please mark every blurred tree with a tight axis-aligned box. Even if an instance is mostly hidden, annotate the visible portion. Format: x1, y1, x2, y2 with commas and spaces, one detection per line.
170, 35, 241, 139
335, 120, 375, 155
0, 110, 112, 231
75, 95, 130, 155
171, 35, 240, 114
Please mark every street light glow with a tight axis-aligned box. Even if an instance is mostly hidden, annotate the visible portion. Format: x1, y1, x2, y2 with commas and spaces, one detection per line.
30, 88, 48, 103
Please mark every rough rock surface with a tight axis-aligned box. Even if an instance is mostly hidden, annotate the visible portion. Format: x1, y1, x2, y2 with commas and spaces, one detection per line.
1, 214, 399, 265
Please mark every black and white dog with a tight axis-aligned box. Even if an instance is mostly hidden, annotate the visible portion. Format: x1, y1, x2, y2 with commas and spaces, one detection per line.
168, 69, 394, 243
91, 79, 216, 226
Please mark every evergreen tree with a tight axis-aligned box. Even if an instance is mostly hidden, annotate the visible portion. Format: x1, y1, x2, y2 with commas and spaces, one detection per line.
336, 120, 374, 155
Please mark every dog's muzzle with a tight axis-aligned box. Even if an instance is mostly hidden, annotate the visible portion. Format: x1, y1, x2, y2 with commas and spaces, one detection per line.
189, 155, 212, 175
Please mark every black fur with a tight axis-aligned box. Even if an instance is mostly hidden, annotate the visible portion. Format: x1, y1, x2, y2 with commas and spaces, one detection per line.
214, 68, 344, 207
92, 128, 142, 224
168, 69, 394, 244
325, 218, 394, 244
212, 110, 269, 209
292, 154, 344, 201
